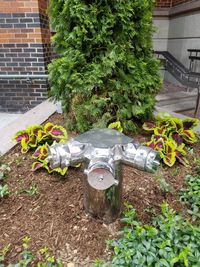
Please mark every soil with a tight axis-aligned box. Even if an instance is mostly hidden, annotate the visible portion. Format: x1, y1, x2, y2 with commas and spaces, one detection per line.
0, 113, 199, 266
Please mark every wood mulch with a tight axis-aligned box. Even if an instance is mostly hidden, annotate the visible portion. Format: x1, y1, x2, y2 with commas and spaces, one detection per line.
0, 113, 199, 266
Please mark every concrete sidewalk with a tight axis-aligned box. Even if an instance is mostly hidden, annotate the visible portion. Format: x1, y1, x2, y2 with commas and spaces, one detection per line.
0, 113, 22, 130
0, 100, 56, 155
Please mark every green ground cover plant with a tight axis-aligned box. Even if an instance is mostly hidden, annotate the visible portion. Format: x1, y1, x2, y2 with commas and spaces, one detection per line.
95, 202, 200, 267
0, 237, 62, 267
0, 162, 10, 199
143, 114, 198, 167
180, 174, 200, 222
48, 0, 161, 132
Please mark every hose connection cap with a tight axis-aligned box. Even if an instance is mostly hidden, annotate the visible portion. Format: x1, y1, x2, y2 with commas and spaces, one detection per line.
85, 162, 118, 190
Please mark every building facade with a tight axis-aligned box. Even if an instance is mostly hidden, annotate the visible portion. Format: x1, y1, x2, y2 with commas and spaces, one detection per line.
0, 0, 52, 112
154, 0, 200, 69
0, 0, 199, 112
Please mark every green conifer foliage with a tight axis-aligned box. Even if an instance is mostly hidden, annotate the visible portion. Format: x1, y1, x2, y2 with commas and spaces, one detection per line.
48, 0, 162, 132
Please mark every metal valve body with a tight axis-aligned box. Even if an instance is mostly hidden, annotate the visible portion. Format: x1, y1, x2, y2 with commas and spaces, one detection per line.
48, 128, 160, 223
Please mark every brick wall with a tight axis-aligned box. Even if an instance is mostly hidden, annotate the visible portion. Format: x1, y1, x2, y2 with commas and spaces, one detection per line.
0, 0, 52, 112
156, 0, 172, 8
156, 0, 193, 7
172, 0, 193, 6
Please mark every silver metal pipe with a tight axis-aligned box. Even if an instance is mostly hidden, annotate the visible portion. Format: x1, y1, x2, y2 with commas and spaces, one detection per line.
48, 128, 160, 223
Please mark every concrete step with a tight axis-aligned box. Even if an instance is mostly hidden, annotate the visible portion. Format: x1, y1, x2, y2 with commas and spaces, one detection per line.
156, 100, 196, 112
156, 91, 197, 106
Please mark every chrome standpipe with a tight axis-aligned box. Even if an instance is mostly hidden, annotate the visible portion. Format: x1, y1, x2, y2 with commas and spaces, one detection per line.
48, 129, 160, 223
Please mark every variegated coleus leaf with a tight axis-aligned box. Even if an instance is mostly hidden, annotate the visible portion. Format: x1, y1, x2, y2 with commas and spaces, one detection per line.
31, 161, 44, 171
48, 125, 68, 141
169, 131, 183, 146
145, 135, 167, 150
13, 130, 29, 144
32, 159, 67, 175
47, 166, 68, 175
44, 122, 54, 133
175, 144, 189, 166
182, 118, 198, 130
21, 138, 30, 153
163, 141, 176, 167
27, 125, 45, 144
180, 129, 197, 144
108, 121, 123, 133
142, 121, 156, 132
32, 144, 49, 161
171, 118, 183, 131
154, 126, 166, 136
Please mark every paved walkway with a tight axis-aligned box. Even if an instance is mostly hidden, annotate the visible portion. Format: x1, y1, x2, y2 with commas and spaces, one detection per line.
0, 100, 56, 155
0, 113, 22, 130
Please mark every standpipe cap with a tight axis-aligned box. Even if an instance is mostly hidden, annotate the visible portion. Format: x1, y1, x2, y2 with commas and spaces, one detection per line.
85, 162, 118, 190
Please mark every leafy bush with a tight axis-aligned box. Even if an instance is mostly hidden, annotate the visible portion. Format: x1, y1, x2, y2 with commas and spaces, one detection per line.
0, 236, 62, 267
13, 123, 67, 153
95, 202, 200, 267
143, 114, 198, 167
48, 0, 161, 132
180, 174, 200, 222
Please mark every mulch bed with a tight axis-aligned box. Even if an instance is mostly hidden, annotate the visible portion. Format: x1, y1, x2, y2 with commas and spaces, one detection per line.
0, 113, 199, 266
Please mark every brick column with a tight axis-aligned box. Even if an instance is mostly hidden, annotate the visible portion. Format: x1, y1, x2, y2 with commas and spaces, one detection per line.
0, 0, 51, 112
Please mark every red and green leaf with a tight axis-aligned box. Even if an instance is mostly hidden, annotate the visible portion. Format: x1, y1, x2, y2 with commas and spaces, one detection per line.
154, 126, 166, 136
169, 132, 183, 146
171, 118, 183, 131
182, 118, 198, 130
33, 144, 48, 161
44, 122, 54, 133
49, 125, 68, 140
175, 145, 189, 166
47, 166, 68, 175
163, 141, 176, 167
181, 130, 197, 144
13, 131, 29, 143
142, 121, 156, 132
31, 161, 44, 171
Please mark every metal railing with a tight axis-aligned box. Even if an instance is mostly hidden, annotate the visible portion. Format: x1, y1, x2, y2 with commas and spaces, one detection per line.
155, 51, 200, 117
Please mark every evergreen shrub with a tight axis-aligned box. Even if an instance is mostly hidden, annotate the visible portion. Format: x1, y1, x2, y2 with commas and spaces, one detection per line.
48, 0, 162, 132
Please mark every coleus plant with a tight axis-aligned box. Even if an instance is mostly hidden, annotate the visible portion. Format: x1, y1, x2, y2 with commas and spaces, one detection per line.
13, 122, 68, 153
31, 143, 68, 176
108, 121, 123, 133
143, 113, 198, 167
